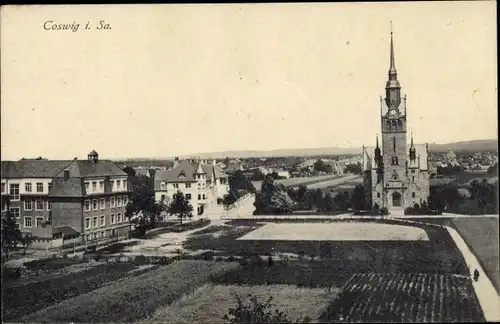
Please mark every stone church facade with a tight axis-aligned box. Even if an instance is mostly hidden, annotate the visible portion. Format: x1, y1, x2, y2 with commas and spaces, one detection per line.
362, 31, 430, 212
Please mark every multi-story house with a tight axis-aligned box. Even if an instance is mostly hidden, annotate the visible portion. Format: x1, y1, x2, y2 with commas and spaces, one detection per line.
154, 158, 229, 216
1, 150, 130, 248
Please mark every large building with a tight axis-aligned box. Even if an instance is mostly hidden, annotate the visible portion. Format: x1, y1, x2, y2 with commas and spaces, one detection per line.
154, 158, 229, 216
1, 150, 130, 248
362, 30, 430, 212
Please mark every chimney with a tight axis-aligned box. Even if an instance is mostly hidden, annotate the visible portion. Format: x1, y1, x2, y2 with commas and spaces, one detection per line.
63, 169, 70, 181
174, 157, 179, 168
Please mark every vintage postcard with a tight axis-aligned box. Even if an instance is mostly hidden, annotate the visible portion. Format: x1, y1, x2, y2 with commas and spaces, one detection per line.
1, 2, 498, 323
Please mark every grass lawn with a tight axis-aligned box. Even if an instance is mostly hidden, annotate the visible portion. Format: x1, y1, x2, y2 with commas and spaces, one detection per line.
22, 260, 241, 323
450, 217, 500, 293
140, 283, 340, 323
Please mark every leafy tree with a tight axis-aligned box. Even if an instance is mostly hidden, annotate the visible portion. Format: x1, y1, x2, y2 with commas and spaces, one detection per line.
167, 191, 194, 224
1, 210, 22, 260
487, 163, 498, 176
344, 162, 362, 175
334, 192, 350, 211
222, 191, 238, 214
351, 184, 367, 211
122, 166, 136, 177
21, 232, 34, 255
229, 170, 256, 195
125, 174, 167, 236
223, 294, 308, 324
323, 192, 336, 213
254, 175, 294, 215
313, 159, 333, 173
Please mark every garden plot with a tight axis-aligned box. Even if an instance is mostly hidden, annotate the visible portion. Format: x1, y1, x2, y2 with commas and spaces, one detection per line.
237, 222, 430, 241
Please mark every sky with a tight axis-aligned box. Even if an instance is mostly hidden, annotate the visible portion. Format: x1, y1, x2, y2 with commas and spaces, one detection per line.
1, 2, 497, 160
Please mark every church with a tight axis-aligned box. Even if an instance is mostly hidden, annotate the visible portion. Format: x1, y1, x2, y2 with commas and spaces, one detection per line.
362, 30, 430, 212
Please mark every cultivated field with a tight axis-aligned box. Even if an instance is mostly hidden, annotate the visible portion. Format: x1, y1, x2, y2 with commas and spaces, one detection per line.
237, 222, 430, 241
252, 174, 343, 191
323, 272, 482, 322
308, 175, 363, 190
141, 283, 340, 323
22, 260, 240, 323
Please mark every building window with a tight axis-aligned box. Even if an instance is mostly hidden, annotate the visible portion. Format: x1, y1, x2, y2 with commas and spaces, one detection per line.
92, 199, 98, 210
36, 200, 44, 211
412, 192, 416, 198
412, 176, 415, 182
92, 216, 98, 228
123, 196, 128, 206
160, 182, 166, 190
100, 215, 105, 227
391, 157, 399, 165
24, 200, 33, 211
36, 182, 44, 192
110, 197, 116, 207
1, 183, 5, 193
10, 184, 20, 200
202, 194, 206, 200
36, 217, 44, 228
85, 217, 91, 229
85, 200, 91, 211
24, 216, 33, 228
377, 193, 380, 198
173, 183, 179, 189
47, 201, 52, 211
160, 195, 166, 202
117, 213, 122, 223
186, 183, 191, 188
186, 194, 191, 200
99, 181, 104, 191
111, 213, 115, 224
10, 207, 20, 218
25, 183, 32, 192
117, 180, 121, 189
100, 198, 106, 209
93, 232, 97, 240
85, 182, 90, 192
86, 234, 91, 241
92, 181, 97, 192
393, 137, 396, 152
48, 182, 52, 192
123, 180, 127, 190
198, 194, 201, 200
117, 196, 122, 207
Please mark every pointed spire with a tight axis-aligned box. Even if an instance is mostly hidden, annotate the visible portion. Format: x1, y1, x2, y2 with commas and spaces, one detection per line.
376, 135, 379, 148
410, 132, 414, 147
389, 21, 396, 74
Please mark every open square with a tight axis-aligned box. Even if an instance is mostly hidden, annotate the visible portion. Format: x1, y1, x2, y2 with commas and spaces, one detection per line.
237, 222, 430, 241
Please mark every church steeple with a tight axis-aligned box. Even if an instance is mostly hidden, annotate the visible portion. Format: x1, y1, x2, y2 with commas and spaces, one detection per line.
385, 22, 401, 108
409, 132, 416, 161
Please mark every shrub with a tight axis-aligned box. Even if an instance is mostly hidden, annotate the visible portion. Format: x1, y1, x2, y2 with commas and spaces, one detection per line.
223, 294, 305, 324
380, 207, 389, 216
267, 256, 274, 267
2, 266, 22, 281
404, 207, 413, 215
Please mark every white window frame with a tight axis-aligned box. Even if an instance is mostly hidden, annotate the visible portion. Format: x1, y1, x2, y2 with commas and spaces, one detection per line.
100, 198, 106, 210
36, 182, 44, 193
186, 183, 191, 188
123, 180, 127, 190
100, 215, 105, 227
35, 200, 44, 211
86, 234, 91, 241
99, 181, 104, 191
84, 200, 91, 212
24, 200, 33, 211
117, 212, 122, 223
186, 194, 191, 200
92, 216, 98, 228
1, 182, 5, 193
110, 197, 115, 208
10, 184, 20, 201
123, 196, 128, 206
36, 217, 44, 228
24, 216, 33, 228
117, 180, 121, 189
92, 181, 97, 192
47, 201, 51, 211
117, 196, 122, 207
160, 182, 166, 189
110, 213, 115, 224
25, 182, 32, 193
85, 182, 90, 192
10, 207, 20, 219
92, 199, 98, 211
85, 217, 91, 229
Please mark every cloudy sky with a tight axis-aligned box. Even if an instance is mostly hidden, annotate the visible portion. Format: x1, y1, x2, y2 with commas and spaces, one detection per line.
1, 2, 497, 160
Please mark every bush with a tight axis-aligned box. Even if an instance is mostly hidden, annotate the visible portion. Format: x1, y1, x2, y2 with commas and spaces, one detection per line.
2, 266, 22, 281
380, 207, 389, 216
404, 207, 414, 215
223, 294, 306, 323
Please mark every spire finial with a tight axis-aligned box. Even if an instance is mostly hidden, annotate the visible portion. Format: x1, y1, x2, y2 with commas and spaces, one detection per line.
376, 134, 379, 148
411, 132, 414, 146
389, 22, 396, 74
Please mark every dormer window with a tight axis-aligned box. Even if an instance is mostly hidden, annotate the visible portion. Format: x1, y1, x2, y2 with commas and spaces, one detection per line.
160, 182, 166, 190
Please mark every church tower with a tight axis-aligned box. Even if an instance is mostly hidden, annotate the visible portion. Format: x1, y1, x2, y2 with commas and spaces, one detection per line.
380, 26, 408, 208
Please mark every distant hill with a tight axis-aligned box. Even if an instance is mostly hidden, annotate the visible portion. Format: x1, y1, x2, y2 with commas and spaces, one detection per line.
174, 139, 497, 159
119, 138, 497, 161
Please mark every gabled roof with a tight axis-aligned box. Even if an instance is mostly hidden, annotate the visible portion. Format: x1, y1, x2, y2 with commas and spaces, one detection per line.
53, 160, 127, 179
155, 159, 228, 183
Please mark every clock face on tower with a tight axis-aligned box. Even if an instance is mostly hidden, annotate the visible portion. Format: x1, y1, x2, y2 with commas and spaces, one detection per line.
389, 109, 397, 116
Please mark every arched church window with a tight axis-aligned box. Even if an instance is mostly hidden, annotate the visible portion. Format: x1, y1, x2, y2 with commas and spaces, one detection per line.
391, 120, 397, 130
377, 192, 380, 198
393, 137, 396, 152
386, 120, 391, 131
397, 120, 402, 131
